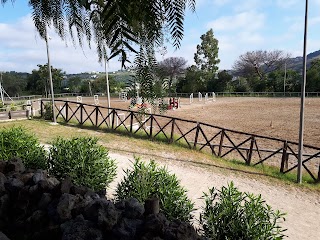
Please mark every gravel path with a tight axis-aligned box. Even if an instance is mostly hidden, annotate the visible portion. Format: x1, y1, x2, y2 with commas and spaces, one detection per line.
107, 151, 320, 240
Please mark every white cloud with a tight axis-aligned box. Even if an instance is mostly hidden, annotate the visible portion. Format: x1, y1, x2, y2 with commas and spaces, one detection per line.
276, 0, 299, 8
212, 0, 231, 6
0, 15, 122, 73
206, 11, 265, 31
233, 0, 262, 12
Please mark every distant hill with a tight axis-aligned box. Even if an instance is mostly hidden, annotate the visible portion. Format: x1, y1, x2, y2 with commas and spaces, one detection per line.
287, 50, 320, 72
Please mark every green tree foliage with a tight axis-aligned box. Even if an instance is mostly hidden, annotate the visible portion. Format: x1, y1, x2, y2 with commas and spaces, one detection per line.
90, 75, 124, 94
0, 126, 47, 169
49, 137, 117, 191
66, 76, 82, 92
27, 64, 64, 95
176, 65, 207, 93
207, 70, 233, 92
116, 158, 194, 222
0, 72, 27, 96
194, 29, 220, 73
200, 182, 287, 240
306, 59, 320, 92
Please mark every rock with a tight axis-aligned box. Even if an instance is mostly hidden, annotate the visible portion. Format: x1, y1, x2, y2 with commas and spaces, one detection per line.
124, 198, 145, 219
143, 213, 168, 235
0, 173, 7, 193
84, 198, 119, 231
61, 177, 73, 194
5, 158, 25, 173
47, 177, 60, 189
19, 172, 34, 185
0, 194, 10, 218
26, 210, 48, 231
57, 193, 78, 222
4, 178, 24, 194
71, 185, 89, 196
112, 217, 143, 240
0, 231, 11, 240
61, 215, 103, 240
38, 193, 52, 210
164, 220, 203, 240
33, 170, 47, 184
0, 162, 6, 173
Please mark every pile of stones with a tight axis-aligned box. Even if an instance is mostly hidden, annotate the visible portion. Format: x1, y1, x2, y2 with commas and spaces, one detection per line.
0, 158, 204, 240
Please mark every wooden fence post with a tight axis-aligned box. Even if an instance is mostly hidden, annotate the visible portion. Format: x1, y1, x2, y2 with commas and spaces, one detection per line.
194, 123, 200, 149
80, 103, 83, 125
65, 102, 69, 122
95, 106, 98, 126
280, 141, 288, 173
149, 115, 154, 139
111, 109, 115, 129
247, 136, 255, 165
317, 165, 320, 183
218, 129, 225, 157
130, 111, 133, 133
170, 118, 175, 143
40, 100, 43, 117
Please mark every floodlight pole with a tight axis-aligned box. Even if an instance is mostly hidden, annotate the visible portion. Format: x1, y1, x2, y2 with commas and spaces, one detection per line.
297, 0, 309, 184
104, 57, 111, 125
45, 31, 57, 123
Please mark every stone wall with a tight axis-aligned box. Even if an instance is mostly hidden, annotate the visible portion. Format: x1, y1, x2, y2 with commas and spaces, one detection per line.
0, 158, 204, 240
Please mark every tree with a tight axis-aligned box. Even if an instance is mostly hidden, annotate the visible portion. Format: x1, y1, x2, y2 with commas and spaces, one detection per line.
306, 59, 320, 92
2, 0, 196, 66
1, 72, 27, 96
157, 57, 187, 94
207, 70, 233, 92
233, 50, 290, 81
194, 29, 220, 73
27, 64, 64, 95
176, 65, 207, 93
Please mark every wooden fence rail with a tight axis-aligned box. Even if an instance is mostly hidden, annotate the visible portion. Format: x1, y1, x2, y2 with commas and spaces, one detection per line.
41, 99, 320, 183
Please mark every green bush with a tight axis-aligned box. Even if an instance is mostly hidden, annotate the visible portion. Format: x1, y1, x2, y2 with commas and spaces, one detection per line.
116, 158, 194, 222
43, 102, 53, 120
49, 137, 117, 191
200, 182, 286, 240
0, 126, 47, 169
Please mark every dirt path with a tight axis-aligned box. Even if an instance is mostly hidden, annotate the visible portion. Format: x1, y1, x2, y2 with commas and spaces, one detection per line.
107, 151, 320, 240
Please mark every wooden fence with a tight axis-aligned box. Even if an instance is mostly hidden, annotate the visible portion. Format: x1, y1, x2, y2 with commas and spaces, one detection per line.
41, 99, 320, 183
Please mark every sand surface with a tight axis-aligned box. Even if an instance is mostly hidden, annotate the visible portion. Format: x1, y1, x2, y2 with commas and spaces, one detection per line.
107, 151, 320, 240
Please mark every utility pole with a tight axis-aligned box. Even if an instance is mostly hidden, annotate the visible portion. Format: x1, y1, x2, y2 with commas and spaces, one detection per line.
45, 31, 57, 124
105, 58, 111, 126
284, 62, 286, 97
0, 72, 3, 103
297, 0, 309, 184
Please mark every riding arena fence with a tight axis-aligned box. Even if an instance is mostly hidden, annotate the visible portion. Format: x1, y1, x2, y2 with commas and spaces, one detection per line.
40, 99, 320, 183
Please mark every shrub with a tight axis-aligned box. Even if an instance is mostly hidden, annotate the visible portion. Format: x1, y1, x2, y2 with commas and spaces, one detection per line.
200, 182, 286, 240
49, 137, 117, 191
43, 102, 53, 120
0, 126, 47, 169
116, 158, 194, 222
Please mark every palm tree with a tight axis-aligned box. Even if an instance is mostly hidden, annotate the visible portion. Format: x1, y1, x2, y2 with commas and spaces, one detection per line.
1, 0, 196, 67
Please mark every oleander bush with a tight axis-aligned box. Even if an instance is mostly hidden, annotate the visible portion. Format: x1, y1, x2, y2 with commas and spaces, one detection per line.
200, 182, 287, 240
116, 158, 194, 222
49, 137, 117, 191
0, 126, 47, 169
43, 102, 53, 120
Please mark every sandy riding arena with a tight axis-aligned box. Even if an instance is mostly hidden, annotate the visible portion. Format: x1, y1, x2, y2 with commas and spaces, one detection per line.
71, 96, 320, 147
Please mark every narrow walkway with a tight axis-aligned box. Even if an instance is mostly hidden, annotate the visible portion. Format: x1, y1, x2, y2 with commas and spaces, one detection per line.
107, 151, 320, 240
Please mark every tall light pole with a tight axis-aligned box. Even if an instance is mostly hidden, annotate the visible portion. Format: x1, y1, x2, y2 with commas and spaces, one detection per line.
297, 0, 309, 184
104, 57, 111, 125
45, 32, 57, 124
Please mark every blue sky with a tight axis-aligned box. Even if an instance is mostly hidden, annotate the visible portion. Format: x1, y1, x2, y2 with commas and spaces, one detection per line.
0, 0, 319, 73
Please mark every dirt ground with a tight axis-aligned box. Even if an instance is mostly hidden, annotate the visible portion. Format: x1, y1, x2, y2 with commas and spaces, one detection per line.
107, 151, 320, 240
71, 96, 320, 147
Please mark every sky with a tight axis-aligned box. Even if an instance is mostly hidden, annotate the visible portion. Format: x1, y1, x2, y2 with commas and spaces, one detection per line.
0, 0, 319, 74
